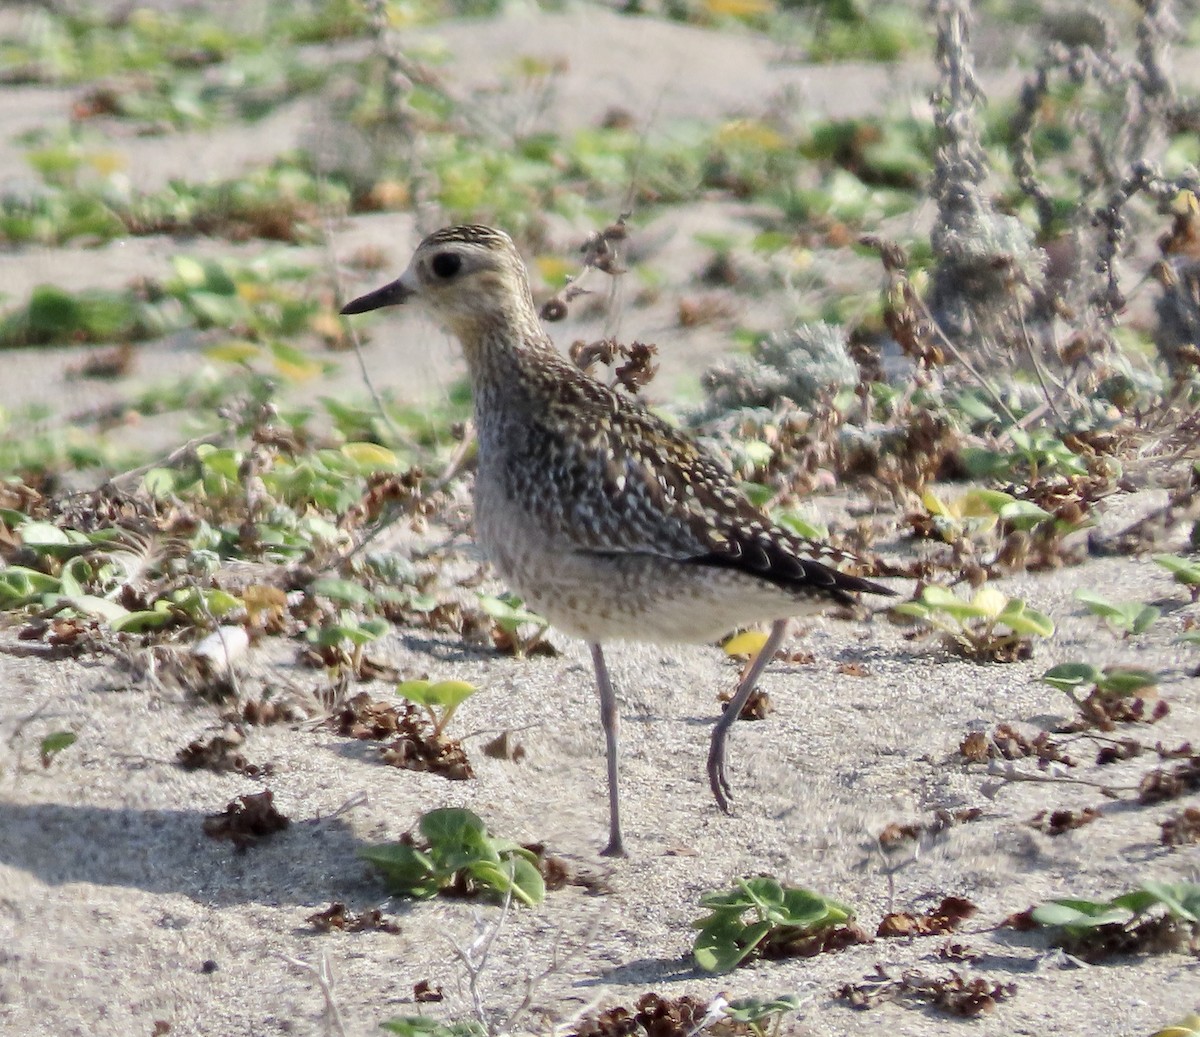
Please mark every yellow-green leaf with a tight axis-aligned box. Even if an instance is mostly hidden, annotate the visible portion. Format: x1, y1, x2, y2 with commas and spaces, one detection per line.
341, 442, 398, 469
270, 342, 322, 381
971, 586, 1008, 620
921, 490, 951, 518
724, 630, 769, 657
1152, 1013, 1200, 1037
204, 340, 261, 364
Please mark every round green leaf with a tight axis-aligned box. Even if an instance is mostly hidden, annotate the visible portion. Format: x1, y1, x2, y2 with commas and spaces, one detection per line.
1040, 662, 1101, 692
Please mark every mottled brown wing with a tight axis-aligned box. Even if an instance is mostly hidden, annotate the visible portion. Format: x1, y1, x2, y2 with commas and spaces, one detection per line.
502, 371, 893, 602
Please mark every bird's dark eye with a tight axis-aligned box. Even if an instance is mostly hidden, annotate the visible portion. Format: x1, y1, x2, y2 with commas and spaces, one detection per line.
430, 252, 462, 279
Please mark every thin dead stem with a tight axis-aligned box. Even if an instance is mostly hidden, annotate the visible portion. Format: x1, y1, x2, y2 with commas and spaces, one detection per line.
915, 295, 1020, 425
279, 952, 347, 1037
448, 890, 514, 1036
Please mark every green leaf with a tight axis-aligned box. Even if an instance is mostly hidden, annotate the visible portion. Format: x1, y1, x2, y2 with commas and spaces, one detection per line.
18, 521, 70, 547
1152, 554, 1200, 585
739, 481, 774, 508
737, 876, 786, 914
39, 730, 76, 766
1137, 881, 1200, 923
342, 617, 388, 645
359, 843, 440, 898
953, 392, 1000, 423
918, 585, 992, 622
478, 593, 545, 628
24, 285, 82, 340
310, 577, 375, 606
723, 995, 802, 1024
167, 587, 242, 620
204, 340, 262, 364
110, 606, 175, 632
341, 441, 398, 469
507, 853, 546, 906
1094, 668, 1158, 696
59, 594, 130, 622
694, 878, 849, 972
780, 886, 851, 927
892, 601, 933, 620
142, 467, 179, 497
1041, 662, 1101, 693
999, 499, 1053, 530
1074, 589, 1123, 620
1031, 899, 1130, 930
195, 445, 241, 481
58, 556, 91, 598
171, 255, 209, 289
694, 915, 772, 973
419, 807, 488, 852
1075, 590, 1159, 634
1126, 605, 1159, 635
380, 1018, 486, 1037
396, 680, 477, 712
776, 511, 828, 540
1110, 889, 1163, 916
964, 488, 1016, 512
468, 857, 544, 907
959, 446, 1009, 478
270, 341, 323, 381
997, 599, 1054, 637
0, 567, 62, 607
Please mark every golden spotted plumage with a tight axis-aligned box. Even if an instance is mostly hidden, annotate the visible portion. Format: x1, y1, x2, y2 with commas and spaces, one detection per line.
341, 224, 894, 856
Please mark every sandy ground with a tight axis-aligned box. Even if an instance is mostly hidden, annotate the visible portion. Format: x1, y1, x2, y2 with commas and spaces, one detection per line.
1, 5, 1199, 1037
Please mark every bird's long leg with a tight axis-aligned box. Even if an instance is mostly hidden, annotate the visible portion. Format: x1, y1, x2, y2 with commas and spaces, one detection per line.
590, 643, 626, 857
707, 617, 790, 813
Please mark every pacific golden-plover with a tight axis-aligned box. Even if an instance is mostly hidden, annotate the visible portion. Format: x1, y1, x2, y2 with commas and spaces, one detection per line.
342, 224, 894, 857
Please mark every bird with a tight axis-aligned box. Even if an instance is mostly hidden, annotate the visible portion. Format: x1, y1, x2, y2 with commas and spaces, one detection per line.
341, 224, 895, 857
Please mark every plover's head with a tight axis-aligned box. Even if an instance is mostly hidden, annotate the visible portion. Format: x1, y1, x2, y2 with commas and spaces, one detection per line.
340, 225, 536, 340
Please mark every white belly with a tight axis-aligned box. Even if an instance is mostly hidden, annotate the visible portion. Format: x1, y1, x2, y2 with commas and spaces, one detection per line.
474, 487, 818, 644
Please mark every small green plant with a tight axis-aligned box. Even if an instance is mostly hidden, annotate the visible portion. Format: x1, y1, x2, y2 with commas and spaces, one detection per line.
1040, 662, 1163, 727
478, 593, 548, 657
692, 877, 855, 972
1030, 881, 1200, 960
916, 487, 1084, 544
395, 679, 477, 737
918, 487, 1018, 541
1153, 554, 1200, 602
721, 994, 803, 1037
0, 283, 166, 347
360, 808, 544, 906
39, 731, 76, 768
895, 585, 1054, 661
961, 427, 1091, 483
1040, 663, 1158, 705
0, 565, 62, 608
379, 1020, 485, 1037
1074, 589, 1160, 637
0, 251, 326, 350
306, 609, 388, 673
0, 515, 242, 633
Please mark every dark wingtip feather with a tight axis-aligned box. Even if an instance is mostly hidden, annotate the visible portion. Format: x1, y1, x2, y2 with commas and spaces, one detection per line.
691, 538, 896, 606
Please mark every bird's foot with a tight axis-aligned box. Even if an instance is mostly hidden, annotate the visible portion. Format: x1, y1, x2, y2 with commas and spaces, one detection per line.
707, 740, 735, 815
600, 833, 628, 858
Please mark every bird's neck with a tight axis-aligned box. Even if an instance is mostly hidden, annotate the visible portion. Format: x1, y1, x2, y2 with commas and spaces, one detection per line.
461, 311, 565, 399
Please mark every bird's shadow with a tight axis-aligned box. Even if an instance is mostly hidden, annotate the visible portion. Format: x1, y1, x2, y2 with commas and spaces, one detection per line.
0, 798, 393, 912
396, 629, 499, 665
